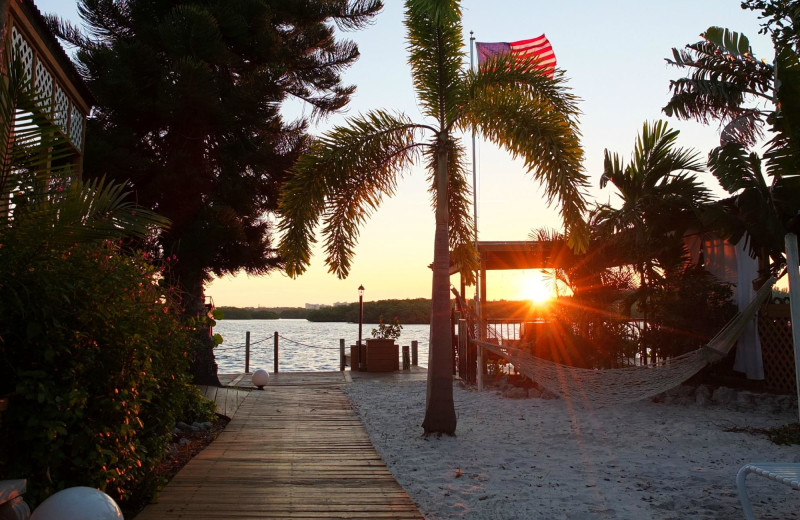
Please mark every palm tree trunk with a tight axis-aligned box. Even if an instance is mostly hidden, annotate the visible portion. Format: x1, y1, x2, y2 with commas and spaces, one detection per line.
422, 139, 456, 435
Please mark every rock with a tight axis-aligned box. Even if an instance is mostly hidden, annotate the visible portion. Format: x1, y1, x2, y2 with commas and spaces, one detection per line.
736, 391, 757, 411
193, 421, 213, 431
540, 388, 559, 400
502, 386, 529, 399
178, 437, 191, 446
712, 386, 738, 406
527, 387, 543, 399
695, 385, 712, 407
176, 421, 191, 431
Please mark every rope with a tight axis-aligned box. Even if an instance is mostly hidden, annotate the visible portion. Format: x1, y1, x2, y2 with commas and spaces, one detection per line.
476, 277, 776, 408
278, 334, 341, 350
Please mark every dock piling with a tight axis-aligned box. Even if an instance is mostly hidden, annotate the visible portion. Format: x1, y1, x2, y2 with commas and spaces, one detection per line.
245, 331, 250, 373
339, 338, 346, 371
402, 345, 410, 370
273, 332, 279, 373
411, 340, 418, 366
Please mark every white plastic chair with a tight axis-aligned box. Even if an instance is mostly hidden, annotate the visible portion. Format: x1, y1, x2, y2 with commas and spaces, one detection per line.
737, 463, 800, 519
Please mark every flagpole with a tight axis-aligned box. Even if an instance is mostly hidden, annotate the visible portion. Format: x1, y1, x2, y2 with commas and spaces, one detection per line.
470, 31, 483, 391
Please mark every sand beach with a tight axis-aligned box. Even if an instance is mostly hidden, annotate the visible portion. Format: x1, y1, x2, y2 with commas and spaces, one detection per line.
344, 379, 800, 520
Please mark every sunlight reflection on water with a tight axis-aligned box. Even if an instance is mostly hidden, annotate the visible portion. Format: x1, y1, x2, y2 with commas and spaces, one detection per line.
212, 319, 430, 373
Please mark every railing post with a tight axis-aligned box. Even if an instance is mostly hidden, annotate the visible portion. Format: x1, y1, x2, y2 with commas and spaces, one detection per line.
411, 340, 418, 366
458, 319, 467, 381
273, 331, 279, 373
402, 345, 410, 370
340, 338, 346, 371
245, 331, 250, 374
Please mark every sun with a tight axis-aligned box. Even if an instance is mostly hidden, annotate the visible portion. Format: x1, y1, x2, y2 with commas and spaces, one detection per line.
522, 274, 553, 305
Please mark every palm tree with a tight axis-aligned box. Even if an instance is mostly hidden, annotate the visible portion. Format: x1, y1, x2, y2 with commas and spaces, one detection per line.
665, 25, 800, 285
595, 120, 709, 363
279, 0, 589, 435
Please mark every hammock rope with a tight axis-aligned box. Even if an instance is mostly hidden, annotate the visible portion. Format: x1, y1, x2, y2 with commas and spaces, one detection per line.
474, 277, 777, 408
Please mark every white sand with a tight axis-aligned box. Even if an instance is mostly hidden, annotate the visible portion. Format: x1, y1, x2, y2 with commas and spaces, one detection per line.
343, 379, 800, 520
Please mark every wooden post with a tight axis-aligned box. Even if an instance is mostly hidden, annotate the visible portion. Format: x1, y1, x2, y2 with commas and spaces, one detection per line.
402, 345, 410, 370
411, 340, 418, 366
783, 233, 800, 423
458, 318, 467, 381
245, 331, 250, 374
340, 338, 346, 371
273, 331, 279, 373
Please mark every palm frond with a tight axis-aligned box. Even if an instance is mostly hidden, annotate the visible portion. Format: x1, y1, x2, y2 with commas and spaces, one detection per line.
664, 28, 773, 147
464, 83, 589, 252
278, 110, 428, 278
404, 0, 464, 125
464, 53, 581, 128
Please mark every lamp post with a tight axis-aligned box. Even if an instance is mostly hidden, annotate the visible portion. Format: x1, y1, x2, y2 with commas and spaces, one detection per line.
358, 285, 365, 370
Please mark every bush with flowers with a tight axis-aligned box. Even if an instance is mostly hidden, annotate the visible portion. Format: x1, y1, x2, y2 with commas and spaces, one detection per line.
0, 241, 214, 512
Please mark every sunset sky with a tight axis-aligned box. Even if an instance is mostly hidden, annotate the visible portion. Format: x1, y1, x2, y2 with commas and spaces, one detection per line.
39, 0, 776, 308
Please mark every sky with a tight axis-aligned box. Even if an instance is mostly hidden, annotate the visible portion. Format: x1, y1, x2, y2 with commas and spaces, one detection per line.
37, 0, 777, 308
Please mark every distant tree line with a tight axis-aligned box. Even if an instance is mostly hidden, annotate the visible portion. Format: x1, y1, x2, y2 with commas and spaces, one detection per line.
214, 307, 280, 320
215, 299, 547, 324
307, 298, 431, 324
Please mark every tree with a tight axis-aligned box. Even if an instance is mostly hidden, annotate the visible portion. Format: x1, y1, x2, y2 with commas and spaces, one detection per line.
278, 0, 588, 435
665, 21, 800, 285
595, 121, 709, 362
50, 0, 383, 384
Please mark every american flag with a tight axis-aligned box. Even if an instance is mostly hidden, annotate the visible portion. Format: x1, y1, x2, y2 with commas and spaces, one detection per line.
475, 35, 556, 78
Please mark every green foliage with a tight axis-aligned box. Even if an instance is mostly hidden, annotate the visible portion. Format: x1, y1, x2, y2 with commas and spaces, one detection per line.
0, 243, 213, 509
645, 265, 737, 358
215, 307, 279, 320
371, 316, 403, 339
766, 422, 800, 445
666, 9, 800, 280
306, 298, 431, 324
279, 308, 311, 319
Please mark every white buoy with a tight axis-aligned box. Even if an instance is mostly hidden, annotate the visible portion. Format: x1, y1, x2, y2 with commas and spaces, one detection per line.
31, 486, 123, 520
251, 368, 269, 389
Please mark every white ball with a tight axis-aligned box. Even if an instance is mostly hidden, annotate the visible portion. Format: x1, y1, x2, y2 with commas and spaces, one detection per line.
31, 486, 123, 520
251, 368, 269, 387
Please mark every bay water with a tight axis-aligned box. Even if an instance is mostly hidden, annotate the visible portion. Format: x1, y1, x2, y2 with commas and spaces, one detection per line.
212, 319, 430, 373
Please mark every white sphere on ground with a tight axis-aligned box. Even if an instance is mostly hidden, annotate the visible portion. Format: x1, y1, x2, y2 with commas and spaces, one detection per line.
252, 368, 269, 387
31, 486, 123, 520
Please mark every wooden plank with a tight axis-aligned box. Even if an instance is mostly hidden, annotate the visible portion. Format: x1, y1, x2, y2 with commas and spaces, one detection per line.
137, 383, 423, 520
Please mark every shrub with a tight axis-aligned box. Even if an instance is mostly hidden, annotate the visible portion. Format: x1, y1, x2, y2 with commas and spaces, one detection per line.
0, 242, 214, 509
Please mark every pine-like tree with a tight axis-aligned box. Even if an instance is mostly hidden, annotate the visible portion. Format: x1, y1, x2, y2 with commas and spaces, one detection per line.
49, 0, 382, 384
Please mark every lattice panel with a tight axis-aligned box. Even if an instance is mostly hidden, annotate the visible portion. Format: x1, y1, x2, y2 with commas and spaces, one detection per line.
69, 106, 83, 149
11, 26, 34, 79
54, 85, 69, 133
35, 60, 53, 112
758, 304, 796, 394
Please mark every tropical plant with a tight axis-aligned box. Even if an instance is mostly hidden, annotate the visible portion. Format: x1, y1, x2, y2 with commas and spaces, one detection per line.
371, 316, 403, 340
0, 49, 211, 511
665, 20, 800, 285
49, 0, 383, 384
279, 0, 589, 434
595, 120, 709, 362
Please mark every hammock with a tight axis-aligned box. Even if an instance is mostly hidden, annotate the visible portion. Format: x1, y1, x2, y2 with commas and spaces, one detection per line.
474, 277, 776, 408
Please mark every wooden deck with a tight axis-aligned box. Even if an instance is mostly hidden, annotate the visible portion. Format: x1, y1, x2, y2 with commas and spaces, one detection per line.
198, 385, 250, 419
137, 374, 424, 519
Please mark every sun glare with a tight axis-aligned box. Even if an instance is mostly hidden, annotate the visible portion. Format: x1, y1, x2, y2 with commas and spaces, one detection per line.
522, 275, 553, 305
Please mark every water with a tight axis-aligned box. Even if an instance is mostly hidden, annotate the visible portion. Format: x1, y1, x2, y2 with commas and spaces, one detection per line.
212, 319, 430, 373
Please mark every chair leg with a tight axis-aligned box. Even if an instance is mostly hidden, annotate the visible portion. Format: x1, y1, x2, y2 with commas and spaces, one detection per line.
736, 466, 756, 520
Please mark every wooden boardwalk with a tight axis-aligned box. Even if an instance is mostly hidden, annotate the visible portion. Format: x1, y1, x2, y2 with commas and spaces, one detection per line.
137, 375, 424, 519
198, 385, 250, 419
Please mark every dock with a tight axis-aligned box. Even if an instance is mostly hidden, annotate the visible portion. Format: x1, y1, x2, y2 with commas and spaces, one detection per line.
136, 370, 426, 519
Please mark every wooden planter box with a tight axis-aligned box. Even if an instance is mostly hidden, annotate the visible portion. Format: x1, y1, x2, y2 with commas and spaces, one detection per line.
365, 339, 399, 372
